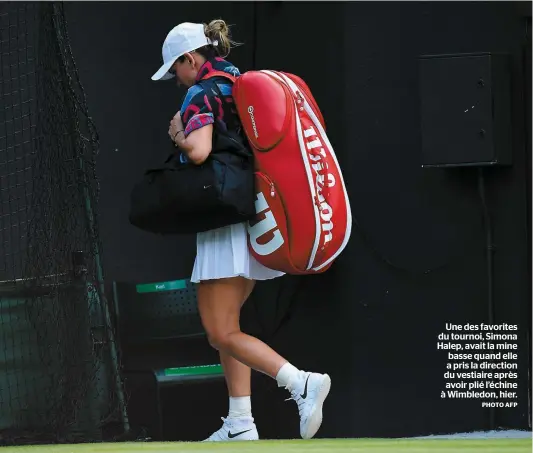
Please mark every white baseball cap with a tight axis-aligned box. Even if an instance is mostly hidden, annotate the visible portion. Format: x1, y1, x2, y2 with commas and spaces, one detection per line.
151, 22, 216, 81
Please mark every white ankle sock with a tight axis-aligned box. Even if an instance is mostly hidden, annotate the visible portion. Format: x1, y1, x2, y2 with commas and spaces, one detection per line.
228, 396, 252, 419
275, 362, 302, 390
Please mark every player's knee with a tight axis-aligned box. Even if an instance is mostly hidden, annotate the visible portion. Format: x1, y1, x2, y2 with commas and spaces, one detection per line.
206, 329, 238, 352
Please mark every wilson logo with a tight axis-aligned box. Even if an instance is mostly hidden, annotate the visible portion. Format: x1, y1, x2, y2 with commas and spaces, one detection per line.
247, 106, 259, 138
248, 192, 284, 256
303, 125, 335, 245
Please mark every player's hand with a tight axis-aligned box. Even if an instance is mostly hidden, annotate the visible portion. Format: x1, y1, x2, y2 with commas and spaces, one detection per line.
169, 111, 184, 143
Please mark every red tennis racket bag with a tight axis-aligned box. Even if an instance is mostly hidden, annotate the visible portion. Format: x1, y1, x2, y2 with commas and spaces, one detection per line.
205, 70, 352, 274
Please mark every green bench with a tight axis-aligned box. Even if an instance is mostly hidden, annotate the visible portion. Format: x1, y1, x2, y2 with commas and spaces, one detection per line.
112, 278, 224, 439
156, 364, 224, 385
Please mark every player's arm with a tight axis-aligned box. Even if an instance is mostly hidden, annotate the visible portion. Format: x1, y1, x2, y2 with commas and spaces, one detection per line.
169, 105, 214, 165
173, 123, 213, 165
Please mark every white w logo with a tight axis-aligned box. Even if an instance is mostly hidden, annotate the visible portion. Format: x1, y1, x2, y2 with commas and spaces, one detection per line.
248, 192, 284, 256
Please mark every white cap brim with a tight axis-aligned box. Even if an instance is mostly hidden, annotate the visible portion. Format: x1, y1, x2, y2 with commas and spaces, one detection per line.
151, 58, 177, 81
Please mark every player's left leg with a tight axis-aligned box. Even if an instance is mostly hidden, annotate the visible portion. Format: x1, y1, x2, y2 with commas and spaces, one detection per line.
203, 279, 258, 442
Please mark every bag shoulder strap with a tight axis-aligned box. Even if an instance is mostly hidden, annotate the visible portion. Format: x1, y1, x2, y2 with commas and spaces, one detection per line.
198, 78, 231, 129
202, 70, 237, 83
197, 77, 250, 157
198, 73, 242, 134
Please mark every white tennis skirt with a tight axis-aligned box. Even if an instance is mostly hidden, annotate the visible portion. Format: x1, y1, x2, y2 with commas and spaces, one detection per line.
190, 221, 285, 283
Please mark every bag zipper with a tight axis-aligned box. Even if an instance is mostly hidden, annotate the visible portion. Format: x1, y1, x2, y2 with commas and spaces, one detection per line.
295, 90, 305, 111
256, 172, 276, 198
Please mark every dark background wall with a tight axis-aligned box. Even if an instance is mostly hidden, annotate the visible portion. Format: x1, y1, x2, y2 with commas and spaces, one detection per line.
65, 1, 531, 439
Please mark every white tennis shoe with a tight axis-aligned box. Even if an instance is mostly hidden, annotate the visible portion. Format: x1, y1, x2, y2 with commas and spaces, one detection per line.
286, 372, 331, 439
203, 416, 259, 442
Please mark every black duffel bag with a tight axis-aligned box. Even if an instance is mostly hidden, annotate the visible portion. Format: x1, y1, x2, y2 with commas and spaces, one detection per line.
129, 78, 255, 235
129, 145, 255, 235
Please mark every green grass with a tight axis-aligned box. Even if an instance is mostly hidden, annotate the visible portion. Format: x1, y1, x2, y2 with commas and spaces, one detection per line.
1, 438, 531, 453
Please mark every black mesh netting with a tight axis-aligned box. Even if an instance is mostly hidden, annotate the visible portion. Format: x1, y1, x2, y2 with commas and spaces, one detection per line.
0, 2, 127, 445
